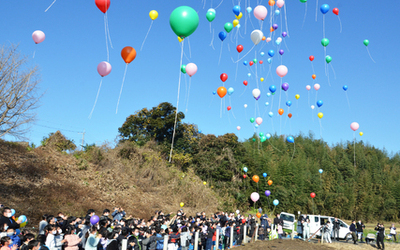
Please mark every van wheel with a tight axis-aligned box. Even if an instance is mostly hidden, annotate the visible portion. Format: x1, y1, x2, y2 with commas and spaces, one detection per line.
345, 233, 352, 243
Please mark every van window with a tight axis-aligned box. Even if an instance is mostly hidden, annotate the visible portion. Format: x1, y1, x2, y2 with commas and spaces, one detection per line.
280, 214, 294, 222
315, 217, 319, 223
339, 220, 348, 228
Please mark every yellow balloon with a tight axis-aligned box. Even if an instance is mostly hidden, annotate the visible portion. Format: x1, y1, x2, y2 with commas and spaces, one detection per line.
260, 77, 264, 82
359, 132, 363, 136
235, 12, 243, 20
180, 202, 184, 207
295, 94, 300, 100
177, 36, 184, 42
203, 181, 207, 185
20, 221, 27, 228
318, 112, 323, 119
149, 10, 158, 20
233, 19, 239, 27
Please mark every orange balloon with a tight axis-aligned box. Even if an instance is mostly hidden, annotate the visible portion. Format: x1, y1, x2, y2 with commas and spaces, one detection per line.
256, 212, 262, 218
268, 180, 273, 186
270, 27, 274, 32
121, 46, 137, 64
217, 87, 227, 98
252, 175, 260, 183
312, 74, 316, 80
262, 36, 266, 41
288, 113, 292, 118
268, 0, 275, 6
278, 108, 284, 115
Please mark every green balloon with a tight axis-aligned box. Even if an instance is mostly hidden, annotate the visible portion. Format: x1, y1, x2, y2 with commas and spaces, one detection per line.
260, 136, 267, 142
300, 0, 307, 2
363, 39, 369, 46
206, 11, 215, 22
181, 65, 186, 74
272, 92, 275, 95
325, 55, 332, 63
321, 38, 330, 47
170, 6, 199, 38
252, 138, 256, 142
253, 59, 258, 63
250, 117, 255, 123
224, 22, 233, 33
259, 132, 264, 137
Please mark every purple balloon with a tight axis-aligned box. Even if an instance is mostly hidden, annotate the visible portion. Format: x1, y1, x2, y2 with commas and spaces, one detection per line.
279, 49, 284, 55
282, 82, 289, 91
265, 190, 271, 197
272, 24, 278, 30
256, 95, 261, 100
282, 32, 287, 37
90, 215, 99, 225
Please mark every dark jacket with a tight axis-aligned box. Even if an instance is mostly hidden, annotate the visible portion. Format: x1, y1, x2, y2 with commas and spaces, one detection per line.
375, 225, 385, 238
206, 227, 216, 239
356, 222, 364, 232
0, 216, 20, 229
273, 217, 283, 227
106, 239, 118, 250
333, 220, 341, 230
349, 223, 356, 232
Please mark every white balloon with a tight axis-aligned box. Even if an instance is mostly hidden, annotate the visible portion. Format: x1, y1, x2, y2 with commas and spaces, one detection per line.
252, 88, 261, 99
237, 126, 241, 131
251, 29, 263, 45
311, 105, 315, 109
277, 37, 282, 42
244, 104, 248, 108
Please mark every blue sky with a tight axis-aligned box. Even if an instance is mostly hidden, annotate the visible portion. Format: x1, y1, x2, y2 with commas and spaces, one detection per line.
1, 0, 399, 155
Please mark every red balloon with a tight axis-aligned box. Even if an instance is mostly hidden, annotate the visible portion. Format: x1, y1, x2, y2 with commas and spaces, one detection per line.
243, 80, 248, 86
309, 55, 314, 61
95, 0, 110, 13
259, 60, 263, 64
243, 174, 247, 178
220, 73, 228, 82
227, 106, 231, 111
249, 61, 254, 66
332, 8, 339, 15
237, 45, 244, 53
310, 192, 316, 198
288, 113, 292, 118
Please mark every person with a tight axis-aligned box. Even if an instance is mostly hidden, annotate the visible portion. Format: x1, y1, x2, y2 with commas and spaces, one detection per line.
100, 210, 110, 222
349, 220, 357, 245
20, 234, 35, 250
332, 218, 340, 241
259, 214, 268, 241
105, 232, 118, 250
84, 226, 101, 250
179, 227, 190, 250
323, 221, 331, 243
205, 223, 215, 250
6, 228, 21, 249
27, 240, 41, 250
389, 224, 397, 242
1, 236, 18, 250
0, 208, 21, 230
375, 223, 385, 250
38, 215, 48, 245
303, 219, 310, 241
257, 207, 262, 214
356, 220, 365, 243
63, 226, 81, 250
273, 214, 283, 239
111, 208, 125, 222
45, 225, 65, 250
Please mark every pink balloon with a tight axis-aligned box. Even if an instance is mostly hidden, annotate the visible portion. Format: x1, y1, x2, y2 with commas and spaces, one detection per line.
266, 37, 271, 42
185, 63, 198, 77
256, 117, 263, 125
250, 192, 260, 202
276, 0, 285, 8
306, 85, 311, 91
237, 126, 241, 131
350, 122, 359, 131
32, 30, 45, 44
276, 65, 288, 78
254, 5, 268, 21
97, 61, 112, 77
314, 84, 320, 91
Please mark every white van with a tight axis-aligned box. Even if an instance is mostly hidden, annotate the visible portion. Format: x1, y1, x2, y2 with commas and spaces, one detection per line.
280, 212, 352, 240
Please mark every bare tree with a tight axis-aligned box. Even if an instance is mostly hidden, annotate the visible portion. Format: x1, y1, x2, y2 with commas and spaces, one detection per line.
0, 44, 41, 139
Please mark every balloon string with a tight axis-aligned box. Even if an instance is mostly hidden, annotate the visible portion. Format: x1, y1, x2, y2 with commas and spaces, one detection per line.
323, 15, 325, 39
249, 14, 255, 30
209, 28, 215, 50
311, 62, 315, 74
324, 47, 327, 76
327, 64, 331, 86
140, 21, 153, 51
44, 0, 57, 12
185, 77, 192, 113
255, 50, 259, 89
286, 141, 295, 167
319, 118, 323, 138
89, 78, 103, 119
32, 50, 36, 59
220, 98, 223, 118
105, 12, 113, 49
235, 54, 239, 81
301, 2, 307, 29
366, 47, 376, 63
116, 64, 128, 114
354, 133, 356, 168
315, 0, 318, 22
169, 40, 185, 163
233, 44, 255, 63
345, 92, 351, 110
188, 37, 192, 58
229, 98, 236, 119
330, 63, 337, 79
104, 15, 109, 62
218, 42, 223, 65
214, 0, 224, 9
338, 16, 342, 33
284, 3, 290, 38
183, 74, 188, 110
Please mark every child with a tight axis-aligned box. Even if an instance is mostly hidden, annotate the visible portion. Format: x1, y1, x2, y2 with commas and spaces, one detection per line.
20, 234, 35, 250
6, 228, 21, 249
390, 224, 397, 242
63, 226, 81, 250
1, 236, 18, 250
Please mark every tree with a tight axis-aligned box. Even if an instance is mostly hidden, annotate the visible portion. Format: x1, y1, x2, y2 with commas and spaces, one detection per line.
0, 44, 41, 139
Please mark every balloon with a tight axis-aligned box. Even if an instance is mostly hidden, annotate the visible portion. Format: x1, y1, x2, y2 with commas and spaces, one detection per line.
268, 50, 275, 57
333, 8, 339, 15
227, 106, 231, 111
206, 10, 216, 22
217, 87, 227, 98
309, 56, 315, 62
266, 133, 271, 139
120, 46, 137, 64
273, 199, 279, 206
243, 80, 248, 86
177, 36, 184, 42
90, 215, 100, 225
263, 173, 267, 178
343, 85, 348, 91
203, 181, 207, 185
249, 61, 254, 66
306, 85, 311, 91
181, 65, 186, 74
170, 6, 199, 38
227, 87, 234, 95
312, 74, 316, 80
260, 52, 265, 56
233, 5, 241, 16
250, 117, 255, 123
269, 85, 276, 93
319, 169, 323, 174
224, 22, 233, 33
255, 124, 259, 128
219, 31, 227, 41
350, 122, 359, 131
276, 0, 285, 8
252, 138, 256, 141
282, 32, 287, 37
266, 37, 271, 42
95, 0, 110, 13
232, 20, 239, 28
314, 84, 320, 91
300, 0, 307, 3
278, 109, 284, 115
321, 38, 330, 47
320, 4, 330, 14
243, 167, 248, 172
286, 101, 292, 107
220, 73, 228, 82
237, 44, 243, 53
287, 136, 294, 143
269, 0, 275, 6
180, 202, 184, 207
18, 215, 27, 223
265, 190, 271, 196
363, 39, 369, 46
254, 5, 268, 20
310, 192, 316, 198
149, 10, 159, 20
251, 30, 264, 45
279, 49, 284, 55
237, 126, 241, 131
288, 113, 292, 118
185, 63, 198, 77
10, 209, 15, 216
260, 77, 264, 82
236, 12, 243, 20
244, 104, 248, 108
277, 37, 282, 42
213, 91, 216, 95
198, 130, 202, 133
32, 30, 45, 44
311, 105, 315, 109
265, 102, 269, 106
20, 221, 27, 228
276, 65, 288, 77
317, 100, 323, 107
268, 112, 273, 117
250, 192, 260, 202
243, 174, 247, 178
247, 7, 252, 13
272, 24, 278, 30
318, 112, 323, 119
256, 117, 263, 125
256, 212, 262, 219
243, 61, 248, 66
267, 58, 272, 64
97, 61, 112, 77
259, 60, 263, 64
252, 88, 261, 100
252, 175, 260, 183
359, 132, 363, 136
275, 10, 280, 15
253, 58, 258, 64
326, 55, 332, 63
295, 94, 300, 100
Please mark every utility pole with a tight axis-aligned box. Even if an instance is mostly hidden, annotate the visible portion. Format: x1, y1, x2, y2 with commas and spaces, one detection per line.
78, 129, 85, 150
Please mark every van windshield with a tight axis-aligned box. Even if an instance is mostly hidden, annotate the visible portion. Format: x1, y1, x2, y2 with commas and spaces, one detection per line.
280, 214, 294, 222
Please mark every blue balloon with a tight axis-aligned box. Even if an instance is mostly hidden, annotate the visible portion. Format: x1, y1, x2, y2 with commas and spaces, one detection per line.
227, 87, 234, 95
267, 58, 272, 64
248, 73, 251, 77
265, 102, 269, 106
198, 130, 202, 133
233, 5, 241, 16
18, 215, 27, 223
246, 7, 252, 13
320, 4, 330, 14
213, 91, 216, 95
319, 169, 323, 174
287, 136, 294, 143
273, 199, 279, 206
243, 167, 248, 172
343, 85, 348, 91
255, 124, 259, 128
263, 173, 267, 178
266, 93, 271, 97
286, 101, 292, 107
243, 60, 248, 66
269, 85, 277, 93
219, 31, 227, 41
268, 112, 273, 117
268, 50, 275, 57
260, 52, 265, 56
266, 133, 271, 139
317, 100, 323, 107
275, 10, 280, 15
11, 209, 15, 216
